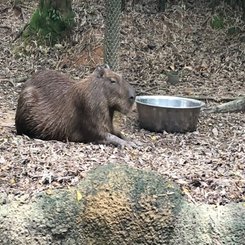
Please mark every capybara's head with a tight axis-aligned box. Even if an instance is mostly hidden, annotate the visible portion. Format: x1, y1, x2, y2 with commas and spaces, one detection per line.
92, 66, 136, 114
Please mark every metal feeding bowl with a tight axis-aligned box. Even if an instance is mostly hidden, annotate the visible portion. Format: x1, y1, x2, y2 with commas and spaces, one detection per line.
136, 95, 205, 133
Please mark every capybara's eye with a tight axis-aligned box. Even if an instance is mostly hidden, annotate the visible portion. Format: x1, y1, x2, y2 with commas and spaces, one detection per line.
110, 79, 117, 84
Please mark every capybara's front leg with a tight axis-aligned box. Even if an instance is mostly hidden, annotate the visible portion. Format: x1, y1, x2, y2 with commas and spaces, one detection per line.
112, 128, 126, 140
97, 133, 133, 148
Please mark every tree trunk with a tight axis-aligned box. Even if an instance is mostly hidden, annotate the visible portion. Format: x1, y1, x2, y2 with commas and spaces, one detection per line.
0, 164, 244, 244
23, 0, 75, 45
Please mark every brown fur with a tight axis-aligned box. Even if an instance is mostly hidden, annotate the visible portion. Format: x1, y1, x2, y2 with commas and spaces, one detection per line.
15, 66, 135, 146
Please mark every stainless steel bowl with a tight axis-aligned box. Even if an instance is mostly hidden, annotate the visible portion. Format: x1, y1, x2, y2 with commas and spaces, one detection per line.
136, 95, 205, 133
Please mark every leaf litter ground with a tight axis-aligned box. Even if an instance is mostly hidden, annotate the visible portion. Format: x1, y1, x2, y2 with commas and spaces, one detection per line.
0, 0, 244, 205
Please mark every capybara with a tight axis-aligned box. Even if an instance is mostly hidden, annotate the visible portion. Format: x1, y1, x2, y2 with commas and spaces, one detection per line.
15, 66, 136, 147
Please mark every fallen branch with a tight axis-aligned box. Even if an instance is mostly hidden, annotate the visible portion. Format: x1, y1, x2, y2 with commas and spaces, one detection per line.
181, 96, 243, 102
204, 97, 245, 113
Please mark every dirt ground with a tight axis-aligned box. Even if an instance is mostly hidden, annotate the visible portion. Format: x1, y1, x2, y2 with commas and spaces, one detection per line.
0, 0, 244, 205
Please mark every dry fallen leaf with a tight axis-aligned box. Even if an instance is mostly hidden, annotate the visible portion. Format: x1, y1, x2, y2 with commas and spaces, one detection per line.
212, 127, 219, 137
46, 189, 53, 195
76, 190, 83, 201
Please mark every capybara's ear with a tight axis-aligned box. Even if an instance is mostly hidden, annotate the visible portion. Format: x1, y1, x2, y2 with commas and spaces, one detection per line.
93, 66, 105, 78
104, 64, 110, 69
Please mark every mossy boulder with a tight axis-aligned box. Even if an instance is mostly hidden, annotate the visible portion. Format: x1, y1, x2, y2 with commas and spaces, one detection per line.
0, 164, 244, 244
77, 164, 183, 244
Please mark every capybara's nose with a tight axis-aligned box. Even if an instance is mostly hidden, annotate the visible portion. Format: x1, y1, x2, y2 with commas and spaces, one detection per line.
129, 88, 136, 102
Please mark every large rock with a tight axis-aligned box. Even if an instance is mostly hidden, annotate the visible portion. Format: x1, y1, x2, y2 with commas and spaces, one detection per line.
0, 164, 244, 244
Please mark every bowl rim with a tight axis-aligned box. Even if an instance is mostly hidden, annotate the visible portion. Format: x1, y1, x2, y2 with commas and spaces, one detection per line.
135, 95, 205, 109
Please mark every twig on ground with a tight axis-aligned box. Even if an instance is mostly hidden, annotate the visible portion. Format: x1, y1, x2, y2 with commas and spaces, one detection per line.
0, 76, 29, 86
0, 26, 11, 31
12, 23, 29, 42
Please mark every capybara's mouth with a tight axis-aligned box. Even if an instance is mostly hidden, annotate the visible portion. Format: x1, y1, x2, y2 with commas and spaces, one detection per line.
122, 102, 135, 115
